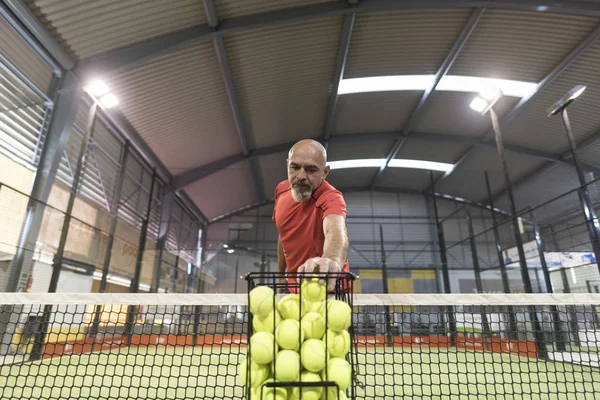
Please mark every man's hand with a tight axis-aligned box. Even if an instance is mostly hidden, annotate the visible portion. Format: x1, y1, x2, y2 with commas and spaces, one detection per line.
297, 257, 342, 291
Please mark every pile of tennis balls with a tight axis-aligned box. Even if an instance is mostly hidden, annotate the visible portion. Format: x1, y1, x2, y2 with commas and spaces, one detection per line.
238, 278, 353, 400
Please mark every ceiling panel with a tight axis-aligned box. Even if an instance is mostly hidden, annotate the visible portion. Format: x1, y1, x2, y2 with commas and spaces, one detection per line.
396, 140, 470, 164
26, 0, 206, 58
449, 9, 599, 81
436, 146, 545, 203
328, 139, 395, 160
580, 139, 600, 170
502, 42, 600, 154
226, 17, 342, 149
345, 9, 471, 78
185, 161, 256, 219
108, 42, 241, 175
258, 151, 287, 199
334, 92, 421, 135
327, 168, 374, 190
216, 0, 331, 19
413, 92, 519, 137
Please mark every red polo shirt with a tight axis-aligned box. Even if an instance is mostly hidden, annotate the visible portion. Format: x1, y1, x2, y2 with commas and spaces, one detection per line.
272, 180, 350, 289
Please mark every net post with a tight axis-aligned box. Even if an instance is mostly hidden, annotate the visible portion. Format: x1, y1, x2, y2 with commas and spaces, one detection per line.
379, 224, 393, 348
528, 208, 567, 352
465, 205, 492, 348
484, 171, 519, 340
429, 171, 456, 347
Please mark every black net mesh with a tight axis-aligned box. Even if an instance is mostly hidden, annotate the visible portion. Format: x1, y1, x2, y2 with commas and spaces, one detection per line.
1, 291, 600, 399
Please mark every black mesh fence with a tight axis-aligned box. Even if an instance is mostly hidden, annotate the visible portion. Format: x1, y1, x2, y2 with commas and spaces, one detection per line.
1, 290, 599, 399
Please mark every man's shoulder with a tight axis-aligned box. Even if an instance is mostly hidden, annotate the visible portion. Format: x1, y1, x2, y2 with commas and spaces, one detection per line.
274, 180, 291, 199
314, 181, 345, 204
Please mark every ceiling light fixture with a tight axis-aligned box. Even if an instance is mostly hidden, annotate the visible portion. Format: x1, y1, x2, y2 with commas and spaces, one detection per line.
328, 158, 453, 172
338, 75, 536, 98
83, 80, 109, 97
99, 93, 119, 108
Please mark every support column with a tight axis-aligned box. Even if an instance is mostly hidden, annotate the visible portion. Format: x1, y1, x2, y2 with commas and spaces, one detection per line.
151, 190, 175, 292
5, 72, 82, 292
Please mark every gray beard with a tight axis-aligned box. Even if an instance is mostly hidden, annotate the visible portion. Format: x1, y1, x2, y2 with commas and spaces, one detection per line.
291, 187, 311, 202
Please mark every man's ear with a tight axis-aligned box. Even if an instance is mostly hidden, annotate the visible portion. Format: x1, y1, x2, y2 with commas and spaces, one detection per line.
323, 165, 331, 179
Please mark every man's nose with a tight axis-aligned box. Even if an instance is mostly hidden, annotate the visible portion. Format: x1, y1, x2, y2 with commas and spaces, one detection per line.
296, 169, 307, 180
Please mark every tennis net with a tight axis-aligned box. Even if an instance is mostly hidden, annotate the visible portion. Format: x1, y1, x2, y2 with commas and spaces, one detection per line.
1, 293, 599, 399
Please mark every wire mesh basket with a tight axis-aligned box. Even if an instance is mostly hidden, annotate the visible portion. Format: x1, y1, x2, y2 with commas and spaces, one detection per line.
243, 271, 357, 399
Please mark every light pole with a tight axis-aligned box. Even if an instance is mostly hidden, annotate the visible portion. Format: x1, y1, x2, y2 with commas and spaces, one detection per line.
470, 88, 547, 359
470, 89, 534, 294
547, 85, 600, 278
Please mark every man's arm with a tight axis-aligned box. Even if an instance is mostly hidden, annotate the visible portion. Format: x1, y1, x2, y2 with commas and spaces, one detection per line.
277, 238, 287, 274
322, 214, 349, 266
298, 214, 349, 289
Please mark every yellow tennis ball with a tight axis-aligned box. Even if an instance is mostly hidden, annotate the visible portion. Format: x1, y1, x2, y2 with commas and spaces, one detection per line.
237, 358, 271, 388
300, 339, 327, 373
277, 294, 309, 320
310, 301, 326, 316
326, 358, 352, 391
302, 312, 326, 340
274, 350, 300, 381
325, 300, 352, 332
320, 388, 348, 400
291, 371, 322, 400
253, 309, 282, 333
276, 319, 304, 350
250, 286, 275, 317
301, 278, 326, 303
258, 379, 287, 400
250, 331, 275, 364
324, 329, 350, 358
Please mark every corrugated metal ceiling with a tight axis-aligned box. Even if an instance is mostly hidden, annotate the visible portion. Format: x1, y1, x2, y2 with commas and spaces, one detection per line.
0, 14, 53, 93
449, 9, 599, 82
413, 92, 519, 137
328, 139, 395, 160
345, 9, 471, 78
502, 42, 600, 154
107, 42, 241, 174
26, 0, 206, 58
216, 0, 331, 20
334, 92, 421, 135
257, 152, 287, 198
225, 17, 342, 149
185, 161, 257, 219
396, 140, 469, 164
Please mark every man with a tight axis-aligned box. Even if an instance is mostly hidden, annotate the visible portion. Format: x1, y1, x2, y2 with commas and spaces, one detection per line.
272, 139, 350, 293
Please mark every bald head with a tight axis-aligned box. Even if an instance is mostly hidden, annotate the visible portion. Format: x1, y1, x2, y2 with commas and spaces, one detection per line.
287, 139, 330, 202
288, 139, 327, 166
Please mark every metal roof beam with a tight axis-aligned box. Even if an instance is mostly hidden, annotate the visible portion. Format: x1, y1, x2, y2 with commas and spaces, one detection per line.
75, 0, 600, 78
174, 131, 600, 190
370, 7, 484, 189
323, 12, 355, 143
429, 20, 600, 191
205, 0, 264, 202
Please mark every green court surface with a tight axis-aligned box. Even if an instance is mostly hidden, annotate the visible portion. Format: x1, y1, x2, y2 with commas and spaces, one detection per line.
1, 347, 599, 399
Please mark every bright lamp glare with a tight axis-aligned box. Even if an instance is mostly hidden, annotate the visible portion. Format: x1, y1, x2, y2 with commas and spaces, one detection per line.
479, 86, 502, 101
328, 159, 385, 170
470, 97, 488, 113
100, 93, 119, 108
84, 80, 109, 97
570, 86, 586, 101
227, 249, 234, 254
388, 159, 453, 172
438, 76, 536, 98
